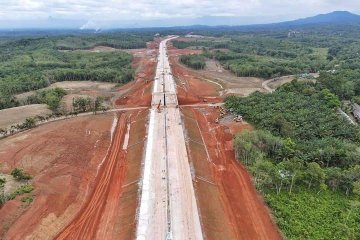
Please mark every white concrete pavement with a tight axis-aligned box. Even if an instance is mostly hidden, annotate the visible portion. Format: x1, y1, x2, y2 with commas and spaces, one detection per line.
136, 37, 203, 240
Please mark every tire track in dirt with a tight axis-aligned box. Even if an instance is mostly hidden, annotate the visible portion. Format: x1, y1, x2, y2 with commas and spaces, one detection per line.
55, 113, 127, 240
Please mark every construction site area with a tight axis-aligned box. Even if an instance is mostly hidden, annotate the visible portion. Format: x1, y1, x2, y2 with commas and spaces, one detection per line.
0, 36, 281, 239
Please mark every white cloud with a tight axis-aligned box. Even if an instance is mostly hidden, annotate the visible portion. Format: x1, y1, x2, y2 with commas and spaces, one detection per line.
0, 0, 358, 27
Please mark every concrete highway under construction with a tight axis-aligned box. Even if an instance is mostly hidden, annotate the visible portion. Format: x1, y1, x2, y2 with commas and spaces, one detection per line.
136, 36, 203, 240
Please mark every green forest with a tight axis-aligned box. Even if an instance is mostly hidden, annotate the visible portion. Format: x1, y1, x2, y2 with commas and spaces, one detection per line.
173, 37, 328, 78
0, 33, 152, 110
173, 25, 360, 79
179, 54, 206, 69
226, 80, 360, 239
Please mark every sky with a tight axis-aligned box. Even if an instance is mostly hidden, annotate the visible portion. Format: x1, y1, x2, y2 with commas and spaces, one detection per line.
0, 0, 359, 29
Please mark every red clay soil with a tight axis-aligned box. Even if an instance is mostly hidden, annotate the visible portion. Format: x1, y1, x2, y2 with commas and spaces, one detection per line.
114, 42, 158, 108
167, 44, 222, 105
114, 68, 153, 107
107, 109, 148, 239
183, 106, 281, 240
182, 107, 236, 239
0, 37, 280, 240
114, 79, 153, 107
55, 113, 128, 239
0, 109, 148, 240
0, 41, 155, 239
169, 40, 281, 239
0, 114, 114, 239
147, 37, 161, 49
55, 109, 147, 240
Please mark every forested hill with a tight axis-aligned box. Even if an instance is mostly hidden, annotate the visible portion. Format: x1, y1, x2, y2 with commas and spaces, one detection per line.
267, 11, 360, 27
0, 33, 153, 110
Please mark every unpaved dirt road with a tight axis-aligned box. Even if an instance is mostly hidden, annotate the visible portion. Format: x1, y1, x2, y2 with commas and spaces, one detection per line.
55, 114, 127, 239
262, 73, 319, 93
136, 37, 203, 240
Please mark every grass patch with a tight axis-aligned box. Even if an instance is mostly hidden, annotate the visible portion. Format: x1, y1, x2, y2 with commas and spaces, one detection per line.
8, 184, 34, 200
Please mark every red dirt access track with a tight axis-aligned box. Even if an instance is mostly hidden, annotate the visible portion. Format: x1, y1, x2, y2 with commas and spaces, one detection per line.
55, 113, 127, 239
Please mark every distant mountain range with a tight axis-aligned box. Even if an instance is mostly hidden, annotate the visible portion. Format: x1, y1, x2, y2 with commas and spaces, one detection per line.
96, 11, 360, 30
268, 11, 360, 27
1, 11, 360, 31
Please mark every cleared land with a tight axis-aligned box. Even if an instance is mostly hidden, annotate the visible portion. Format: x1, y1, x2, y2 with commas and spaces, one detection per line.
263, 73, 319, 92
0, 114, 114, 239
0, 104, 51, 129
181, 105, 280, 239
168, 46, 265, 97
15, 81, 117, 99
2, 45, 156, 131
56, 109, 148, 239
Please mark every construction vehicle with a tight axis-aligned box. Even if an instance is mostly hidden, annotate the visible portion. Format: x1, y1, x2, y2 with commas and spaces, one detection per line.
157, 100, 162, 113
234, 115, 243, 122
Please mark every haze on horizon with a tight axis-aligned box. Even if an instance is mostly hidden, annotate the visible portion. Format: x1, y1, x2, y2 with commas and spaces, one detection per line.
0, 0, 359, 29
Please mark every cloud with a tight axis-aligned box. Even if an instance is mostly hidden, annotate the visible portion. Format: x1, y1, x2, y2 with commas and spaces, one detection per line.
0, 0, 359, 28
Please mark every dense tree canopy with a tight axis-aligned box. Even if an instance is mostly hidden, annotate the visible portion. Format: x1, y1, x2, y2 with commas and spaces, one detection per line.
179, 54, 206, 70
